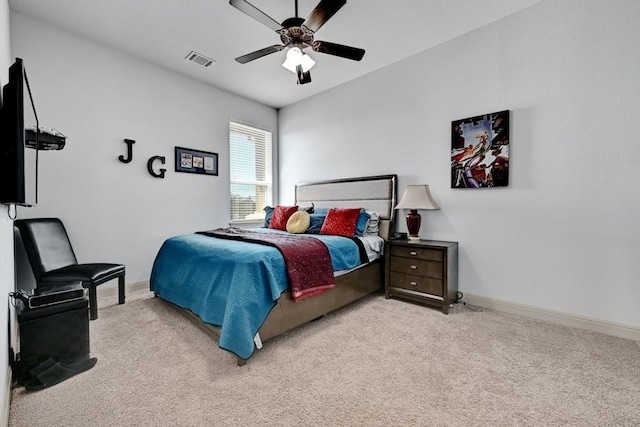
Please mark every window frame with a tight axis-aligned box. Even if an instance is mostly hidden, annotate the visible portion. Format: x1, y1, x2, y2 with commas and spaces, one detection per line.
228, 121, 274, 226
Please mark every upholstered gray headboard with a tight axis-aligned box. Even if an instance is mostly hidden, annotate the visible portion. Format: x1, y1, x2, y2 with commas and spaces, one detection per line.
295, 175, 397, 240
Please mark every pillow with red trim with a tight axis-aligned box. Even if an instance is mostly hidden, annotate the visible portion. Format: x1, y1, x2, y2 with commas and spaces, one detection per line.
320, 208, 361, 237
269, 205, 298, 231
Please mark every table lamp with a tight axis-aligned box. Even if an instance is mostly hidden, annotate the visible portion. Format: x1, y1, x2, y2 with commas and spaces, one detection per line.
394, 185, 440, 242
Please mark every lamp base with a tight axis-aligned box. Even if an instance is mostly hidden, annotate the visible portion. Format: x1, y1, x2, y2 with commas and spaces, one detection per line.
406, 209, 422, 243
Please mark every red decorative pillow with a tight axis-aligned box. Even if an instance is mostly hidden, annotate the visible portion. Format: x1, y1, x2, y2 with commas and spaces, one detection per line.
269, 205, 298, 231
320, 208, 361, 237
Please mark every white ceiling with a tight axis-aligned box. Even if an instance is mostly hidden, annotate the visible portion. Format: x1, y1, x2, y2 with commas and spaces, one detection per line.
9, 0, 540, 109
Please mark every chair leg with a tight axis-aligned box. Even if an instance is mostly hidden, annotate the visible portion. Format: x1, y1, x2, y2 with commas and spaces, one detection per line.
118, 276, 125, 305
88, 285, 98, 321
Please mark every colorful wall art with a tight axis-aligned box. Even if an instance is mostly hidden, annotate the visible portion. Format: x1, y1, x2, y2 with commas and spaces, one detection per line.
451, 110, 509, 188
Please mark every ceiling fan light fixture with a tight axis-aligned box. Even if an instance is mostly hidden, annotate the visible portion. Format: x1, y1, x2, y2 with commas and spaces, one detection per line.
282, 47, 315, 73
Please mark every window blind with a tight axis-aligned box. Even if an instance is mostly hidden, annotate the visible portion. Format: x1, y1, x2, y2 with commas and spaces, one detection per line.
229, 121, 273, 221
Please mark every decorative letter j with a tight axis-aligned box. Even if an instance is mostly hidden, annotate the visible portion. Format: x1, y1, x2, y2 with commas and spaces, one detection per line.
119, 139, 135, 163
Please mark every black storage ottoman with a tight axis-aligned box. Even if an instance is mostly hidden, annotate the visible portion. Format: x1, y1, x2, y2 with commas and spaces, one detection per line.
16, 297, 97, 390
18, 298, 90, 368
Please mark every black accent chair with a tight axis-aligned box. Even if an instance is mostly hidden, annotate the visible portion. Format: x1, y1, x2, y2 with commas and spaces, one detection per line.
14, 218, 125, 320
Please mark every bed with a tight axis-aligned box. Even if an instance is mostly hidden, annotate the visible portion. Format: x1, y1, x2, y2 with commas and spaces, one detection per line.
150, 174, 397, 365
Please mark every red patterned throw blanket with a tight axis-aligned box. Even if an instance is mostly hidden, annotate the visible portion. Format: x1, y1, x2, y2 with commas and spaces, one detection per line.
196, 228, 335, 302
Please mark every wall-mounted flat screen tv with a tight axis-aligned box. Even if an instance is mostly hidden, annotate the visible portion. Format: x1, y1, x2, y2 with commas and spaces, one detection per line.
0, 58, 40, 207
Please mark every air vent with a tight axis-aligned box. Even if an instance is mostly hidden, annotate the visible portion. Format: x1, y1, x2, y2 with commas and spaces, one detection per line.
185, 51, 215, 68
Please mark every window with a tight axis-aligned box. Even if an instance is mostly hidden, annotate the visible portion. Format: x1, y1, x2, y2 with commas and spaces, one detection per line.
229, 121, 273, 221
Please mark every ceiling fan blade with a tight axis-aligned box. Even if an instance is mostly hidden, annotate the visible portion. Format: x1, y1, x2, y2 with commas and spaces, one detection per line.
312, 41, 365, 61
235, 45, 285, 64
302, 0, 346, 33
229, 0, 283, 32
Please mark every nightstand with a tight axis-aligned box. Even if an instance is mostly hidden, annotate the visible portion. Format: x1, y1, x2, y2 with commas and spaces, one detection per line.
385, 239, 458, 314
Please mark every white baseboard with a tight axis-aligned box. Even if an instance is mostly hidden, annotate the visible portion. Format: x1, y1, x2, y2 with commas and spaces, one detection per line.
97, 281, 149, 299
464, 293, 640, 342
2, 365, 11, 427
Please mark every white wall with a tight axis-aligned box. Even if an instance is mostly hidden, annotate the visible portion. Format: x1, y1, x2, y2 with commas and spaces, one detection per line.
9, 12, 278, 284
279, 0, 640, 328
0, 0, 12, 421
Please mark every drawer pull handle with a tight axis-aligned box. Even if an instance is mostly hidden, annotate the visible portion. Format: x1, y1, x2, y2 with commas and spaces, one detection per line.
410, 265, 417, 269
410, 251, 417, 256
410, 281, 418, 286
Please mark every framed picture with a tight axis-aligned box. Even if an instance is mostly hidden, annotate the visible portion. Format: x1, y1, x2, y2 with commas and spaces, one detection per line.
451, 110, 509, 188
175, 146, 218, 176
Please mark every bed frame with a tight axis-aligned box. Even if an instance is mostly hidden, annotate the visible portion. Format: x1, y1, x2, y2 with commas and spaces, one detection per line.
175, 174, 397, 365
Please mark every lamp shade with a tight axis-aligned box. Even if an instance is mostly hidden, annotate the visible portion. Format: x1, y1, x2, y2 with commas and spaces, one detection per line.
395, 185, 440, 210
282, 47, 316, 73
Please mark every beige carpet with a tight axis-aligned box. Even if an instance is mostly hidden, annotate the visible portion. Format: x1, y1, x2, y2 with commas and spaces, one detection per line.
9, 289, 640, 426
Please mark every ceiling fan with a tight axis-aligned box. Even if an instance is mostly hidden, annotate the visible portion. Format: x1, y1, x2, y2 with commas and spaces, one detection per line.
229, 0, 365, 84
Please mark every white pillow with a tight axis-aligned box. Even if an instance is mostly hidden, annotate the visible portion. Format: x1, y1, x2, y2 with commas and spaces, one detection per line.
365, 210, 380, 235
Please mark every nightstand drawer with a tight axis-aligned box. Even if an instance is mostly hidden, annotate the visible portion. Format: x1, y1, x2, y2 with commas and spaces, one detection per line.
389, 272, 443, 296
390, 246, 443, 262
390, 257, 443, 279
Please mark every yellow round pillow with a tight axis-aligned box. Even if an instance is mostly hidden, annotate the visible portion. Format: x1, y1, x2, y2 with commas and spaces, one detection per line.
286, 211, 311, 234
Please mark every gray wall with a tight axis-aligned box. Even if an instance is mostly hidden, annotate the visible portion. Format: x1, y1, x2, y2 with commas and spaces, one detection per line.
9, 12, 278, 284
279, 0, 640, 328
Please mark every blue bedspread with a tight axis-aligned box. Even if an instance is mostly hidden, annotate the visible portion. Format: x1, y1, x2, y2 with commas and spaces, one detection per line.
149, 230, 363, 359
